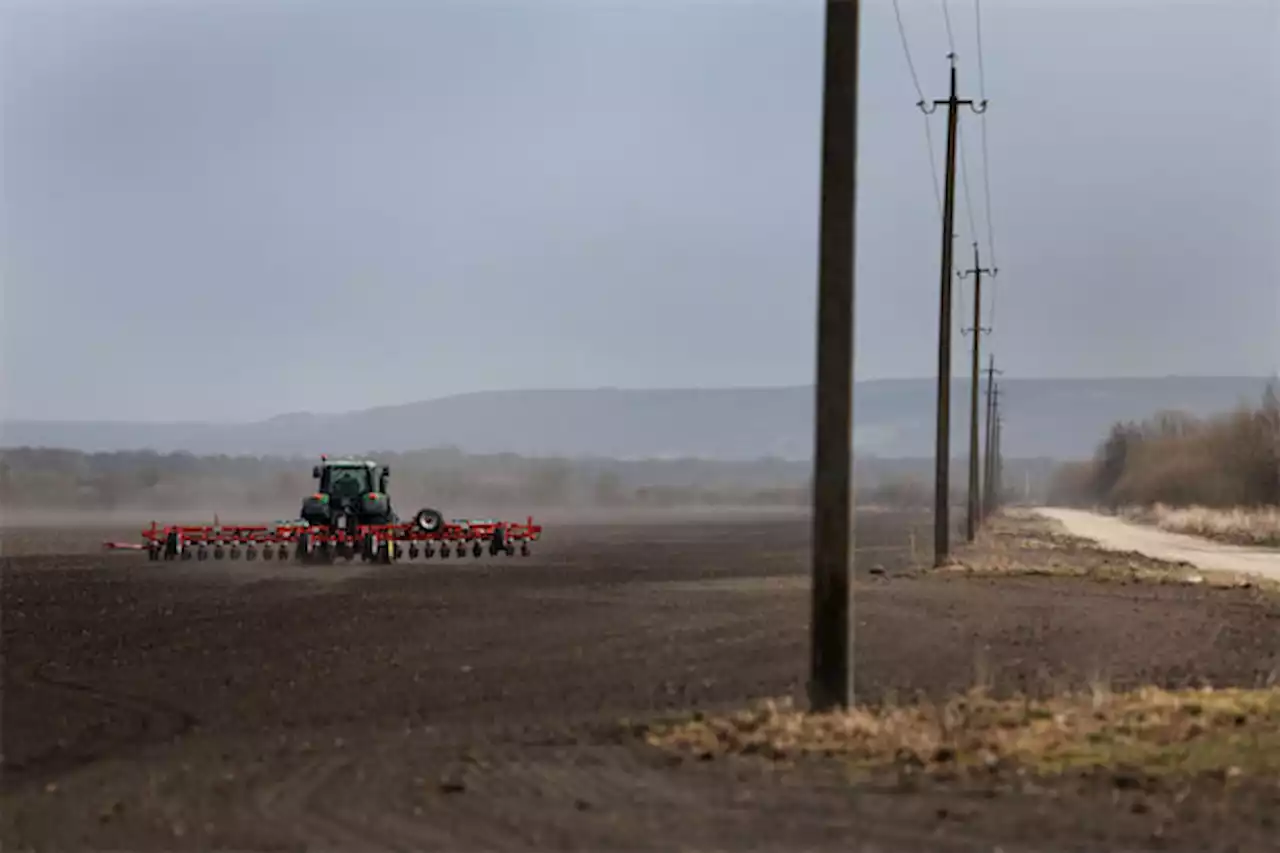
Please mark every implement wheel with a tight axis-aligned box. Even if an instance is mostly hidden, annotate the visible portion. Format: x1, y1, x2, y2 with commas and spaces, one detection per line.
295, 532, 312, 563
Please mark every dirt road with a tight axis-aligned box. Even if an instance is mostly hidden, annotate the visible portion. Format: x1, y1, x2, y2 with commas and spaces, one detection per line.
1034, 507, 1280, 582
4, 512, 1279, 851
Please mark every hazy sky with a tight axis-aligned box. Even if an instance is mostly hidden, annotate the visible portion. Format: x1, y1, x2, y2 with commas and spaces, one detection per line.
2, 0, 1277, 421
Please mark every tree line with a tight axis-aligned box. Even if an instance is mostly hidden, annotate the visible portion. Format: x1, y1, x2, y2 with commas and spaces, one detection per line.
0, 447, 815, 512
1048, 384, 1280, 509
0, 444, 1060, 514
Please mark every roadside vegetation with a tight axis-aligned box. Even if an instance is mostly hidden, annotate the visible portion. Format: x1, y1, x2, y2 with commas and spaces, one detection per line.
644, 686, 1280, 784
1119, 504, 1280, 548
1048, 384, 1280, 547
640, 511, 1280, 798
944, 510, 1278, 591
945, 510, 1204, 585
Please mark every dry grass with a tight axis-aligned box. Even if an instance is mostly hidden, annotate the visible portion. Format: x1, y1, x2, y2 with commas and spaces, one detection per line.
1121, 504, 1280, 548
937, 510, 1280, 593
643, 686, 1280, 783
939, 511, 1208, 586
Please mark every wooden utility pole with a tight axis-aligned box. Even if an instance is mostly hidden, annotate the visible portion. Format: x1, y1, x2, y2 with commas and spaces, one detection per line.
808, 0, 860, 713
959, 243, 995, 542
991, 402, 1004, 514
984, 383, 1001, 518
981, 358, 1002, 520
921, 55, 985, 567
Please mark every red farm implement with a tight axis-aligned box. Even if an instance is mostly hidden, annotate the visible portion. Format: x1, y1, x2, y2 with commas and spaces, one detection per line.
101, 455, 543, 564
103, 516, 542, 564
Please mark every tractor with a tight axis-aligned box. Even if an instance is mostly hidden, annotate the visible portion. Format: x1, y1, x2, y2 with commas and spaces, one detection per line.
300, 456, 428, 531
297, 456, 446, 557
104, 454, 540, 564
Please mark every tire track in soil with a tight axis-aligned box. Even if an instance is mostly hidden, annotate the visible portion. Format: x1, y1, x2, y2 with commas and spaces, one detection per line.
306, 738, 1008, 852
2, 664, 199, 791
233, 737, 539, 852
160, 585, 817, 853
246, 754, 417, 853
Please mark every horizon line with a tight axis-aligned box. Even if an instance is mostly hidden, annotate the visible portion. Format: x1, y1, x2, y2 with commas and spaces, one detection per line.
2, 373, 1273, 427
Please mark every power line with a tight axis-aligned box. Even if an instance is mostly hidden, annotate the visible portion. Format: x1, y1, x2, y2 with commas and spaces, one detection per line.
940, 0, 957, 54
891, 0, 927, 103
988, 262, 999, 329
974, 0, 989, 104
923, 116, 944, 219
892, 0, 946, 221
941, 4, 978, 330
973, 0, 999, 323
957, 121, 979, 257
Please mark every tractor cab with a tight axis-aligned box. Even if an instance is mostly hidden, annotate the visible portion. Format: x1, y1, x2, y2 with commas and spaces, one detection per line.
301, 456, 396, 529
314, 458, 386, 497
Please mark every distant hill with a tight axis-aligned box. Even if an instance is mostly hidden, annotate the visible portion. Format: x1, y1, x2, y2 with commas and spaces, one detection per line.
1, 377, 1271, 460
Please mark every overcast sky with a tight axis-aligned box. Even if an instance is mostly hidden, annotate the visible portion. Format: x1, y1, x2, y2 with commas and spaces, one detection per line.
2, 0, 1277, 422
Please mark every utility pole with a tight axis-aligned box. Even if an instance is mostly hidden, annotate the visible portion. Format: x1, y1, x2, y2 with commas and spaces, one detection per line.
921, 55, 985, 567
808, 0, 860, 713
959, 243, 995, 542
991, 404, 1004, 514
983, 381, 1001, 519
981, 357, 1002, 520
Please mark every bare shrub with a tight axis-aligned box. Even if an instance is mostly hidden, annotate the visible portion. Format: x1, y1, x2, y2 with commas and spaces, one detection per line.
1049, 382, 1280, 514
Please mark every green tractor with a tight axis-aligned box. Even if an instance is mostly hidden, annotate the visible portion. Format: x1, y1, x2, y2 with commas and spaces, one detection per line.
299, 456, 442, 534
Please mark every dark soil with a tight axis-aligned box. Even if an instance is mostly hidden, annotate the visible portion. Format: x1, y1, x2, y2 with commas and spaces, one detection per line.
3, 512, 1279, 851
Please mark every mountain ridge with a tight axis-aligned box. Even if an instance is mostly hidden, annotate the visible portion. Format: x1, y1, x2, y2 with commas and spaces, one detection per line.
2, 376, 1271, 460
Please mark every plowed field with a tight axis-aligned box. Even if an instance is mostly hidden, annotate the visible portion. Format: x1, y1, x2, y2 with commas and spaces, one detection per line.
4, 512, 1278, 851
